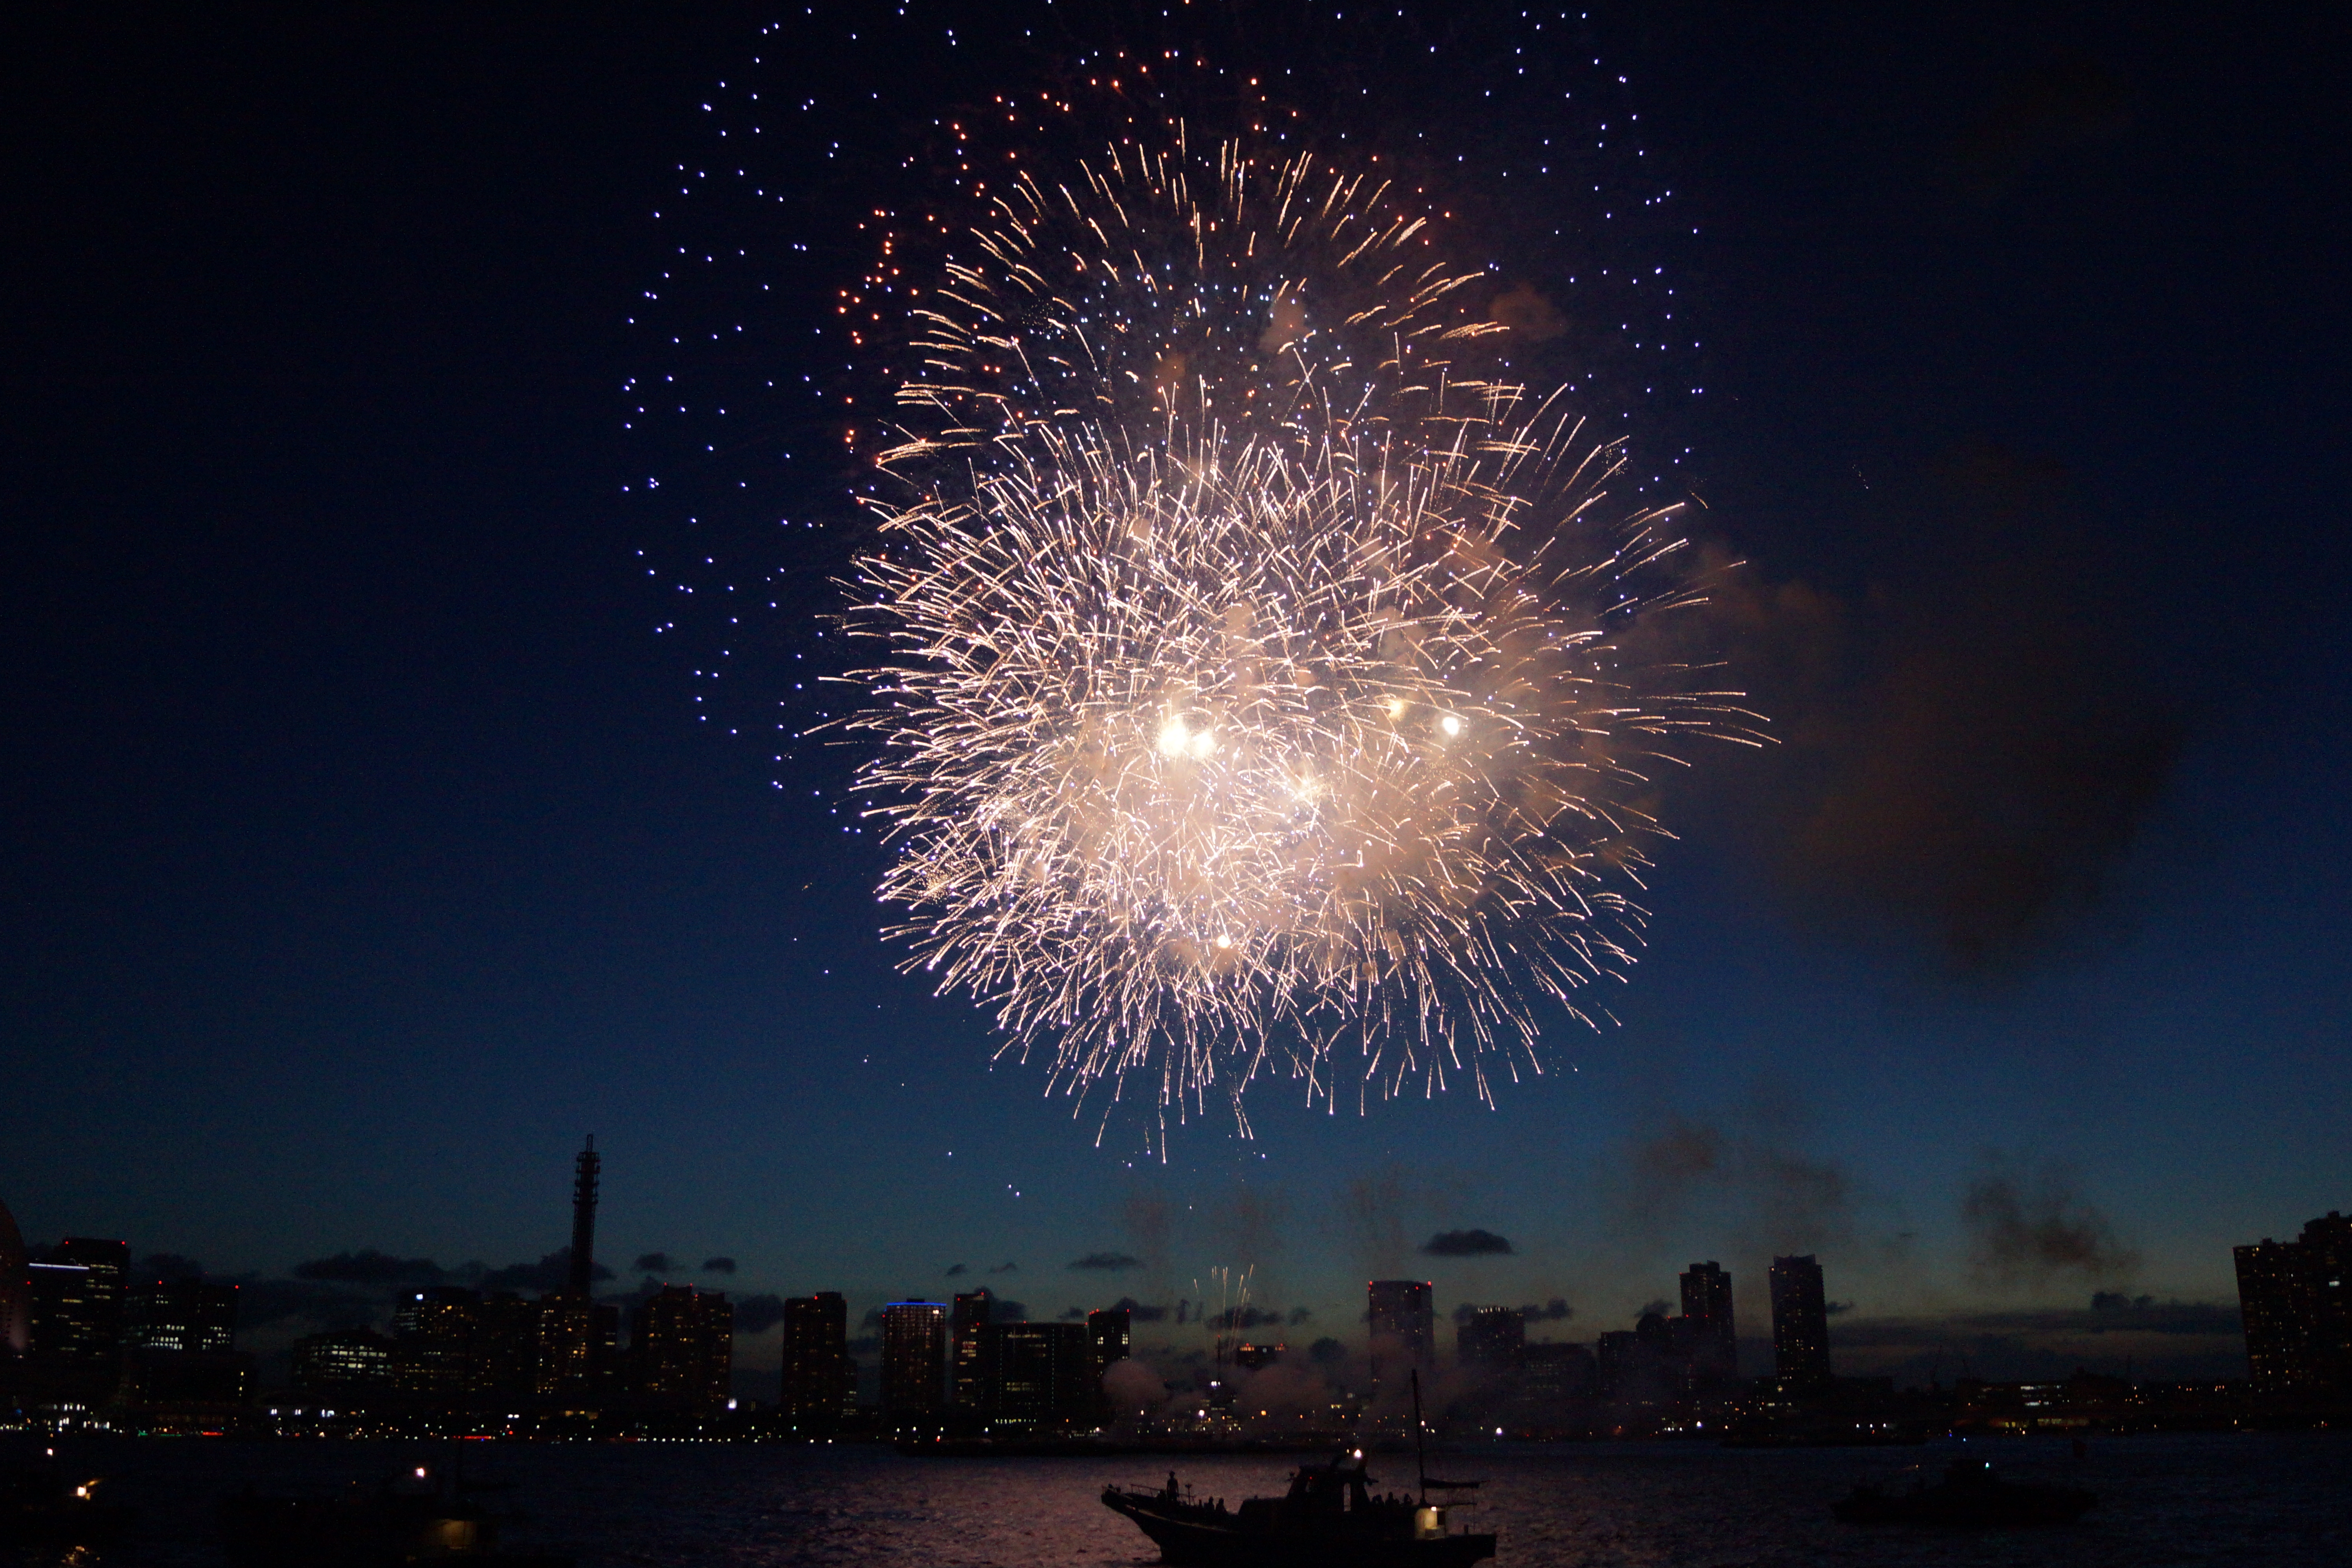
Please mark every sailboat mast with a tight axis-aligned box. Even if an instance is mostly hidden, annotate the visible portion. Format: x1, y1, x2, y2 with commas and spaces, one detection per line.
1412, 1368, 1428, 1504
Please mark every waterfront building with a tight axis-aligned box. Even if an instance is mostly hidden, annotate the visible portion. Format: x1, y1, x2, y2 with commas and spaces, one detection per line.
0, 1197, 25, 1356
536, 1292, 616, 1399
291, 1327, 396, 1392
951, 1290, 993, 1406
977, 1320, 1094, 1432
780, 1292, 854, 1428
468, 1292, 543, 1397
1519, 1340, 1597, 1403
1233, 1341, 1284, 1370
393, 1285, 479, 1398
1457, 1307, 1524, 1371
2236, 1210, 2352, 1393
632, 1285, 733, 1411
1679, 1261, 1737, 1383
568, 1135, 601, 1296
1087, 1306, 1131, 1381
126, 1277, 237, 1354
1367, 1280, 1436, 1376
1768, 1254, 1833, 1394
27, 1237, 128, 1365
880, 1301, 948, 1417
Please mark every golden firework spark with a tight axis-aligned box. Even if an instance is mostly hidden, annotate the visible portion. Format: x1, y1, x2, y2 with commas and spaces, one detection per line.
846, 135, 1756, 1139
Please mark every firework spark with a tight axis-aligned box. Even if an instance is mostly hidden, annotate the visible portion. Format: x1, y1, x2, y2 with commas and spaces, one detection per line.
847, 136, 1755, 1137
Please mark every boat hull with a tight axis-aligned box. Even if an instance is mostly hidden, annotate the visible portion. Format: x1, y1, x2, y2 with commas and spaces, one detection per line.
1105, 1491, 1496, 1567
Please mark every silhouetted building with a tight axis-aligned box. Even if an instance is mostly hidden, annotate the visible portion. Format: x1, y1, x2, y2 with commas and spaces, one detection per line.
951, 1290, 993, 1406
2236, 1210, 2352, 1394
394, 1286, 479, 1399
1457, 1307, 1524, 1371
468, 1292, 543, 1397
291, 1327, 396, 1394
1519, 1341, 1596, 1404
123, 1276, 245, 1406
536, 1293, 617, 1400
1087, 1307, 1131, 1381
127, 1277, 237, 1354
568, 1135, 600, 1296
1368, 1280, 1435, 1381
780, 1292, 854, 1429
632, 1285, 733, 1411
1233, 1341, 1284, 1370
28, 1238, 127, 1365
1769, 1254, 1833, 1394
1679, 1261, 1737, 1384
0, 1197, 27, 1357
977, 1321, 1094, 1432
880, 1301, 947, 1418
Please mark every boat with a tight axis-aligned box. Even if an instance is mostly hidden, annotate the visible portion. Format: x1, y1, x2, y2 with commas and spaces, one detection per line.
1102, 1372, 1496, 1566
1833, 1456, 2096, 1526
218, 1462, 573, 1566
2, 1455, 136, 1545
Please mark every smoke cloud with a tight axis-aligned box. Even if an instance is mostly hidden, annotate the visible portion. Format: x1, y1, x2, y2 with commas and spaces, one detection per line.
1693, 446, 2185, 973
633, 1253, 672, 1274
1962, 1160, 2140, 1287
701, 1256, 738, 1275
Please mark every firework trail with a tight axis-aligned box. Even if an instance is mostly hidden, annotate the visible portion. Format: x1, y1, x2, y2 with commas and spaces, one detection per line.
846, 133, 1756, 1138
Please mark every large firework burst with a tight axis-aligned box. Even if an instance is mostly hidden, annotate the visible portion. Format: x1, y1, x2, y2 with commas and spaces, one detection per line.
848, 136, 1753, 1135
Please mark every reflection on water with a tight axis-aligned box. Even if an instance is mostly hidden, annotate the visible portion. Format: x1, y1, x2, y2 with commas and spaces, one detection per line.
6, 1432, 2346, 1566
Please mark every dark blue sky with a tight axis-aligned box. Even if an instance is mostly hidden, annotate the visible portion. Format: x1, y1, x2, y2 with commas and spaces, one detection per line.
3, 1, 2344, 1385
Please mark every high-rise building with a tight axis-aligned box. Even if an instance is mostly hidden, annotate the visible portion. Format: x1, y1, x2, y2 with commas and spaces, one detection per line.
27, 1238, 128, 1367
394, 1286, 479, 1398
1087, 1306, 1131, 1381
1768, 1254, 1833, 1394
568, 1135, 600, 1298
1679, 1261, 1737, 1383
468, 1292, 543, 1397
1233, 1341, 1284, 1370
977, 1321, 1094, 1432
127, 1277, 238, 1354
1519, 1341, 1596, 1404
291, 1327, 396, 1393
1456, 1307, 1524, 1371
780, 1292, 855, 1429
0, 1197, 27, 1356
632, 1285, 733, 1411
951, 1290, 993, 1406
123, 1276, 246, 1406
536, 1293, 616, 1399
1367, 1280, 1436, 1377
2236, 1210, 2352, 1394
880, 1301, 948, 1419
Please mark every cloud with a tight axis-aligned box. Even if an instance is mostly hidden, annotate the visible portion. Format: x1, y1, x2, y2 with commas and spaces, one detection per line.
141, 1253, 205, 1281
732, 1293, 786, 1334
1422, 1229, 1514, 1258
633, 1253, 672, 1274
1963, 1161, 2140, 1286
1611, 1102, 1860, 1262
701, 1256, 737, 1275
1111, 1296, 1169, 1323
479, 1248, 612, 1294
1069, 1252, 1142, 1272
1060, 1306, 1089, 1320
235, 1279, 383, 1330
1287, 1307, 1312, 1325
1308, 1338, 1347, 1366
991, 1299, 1029, 1322
1826, 1300, 1856, 1315
987, 1261, 1019, 1274
292, 1250, 444, 1285
1523, 1299, 1573, 1323
945, 1263, 968, 1277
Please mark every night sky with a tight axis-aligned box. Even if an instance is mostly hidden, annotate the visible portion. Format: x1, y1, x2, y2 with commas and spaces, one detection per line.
4, 1, 2345, 1390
